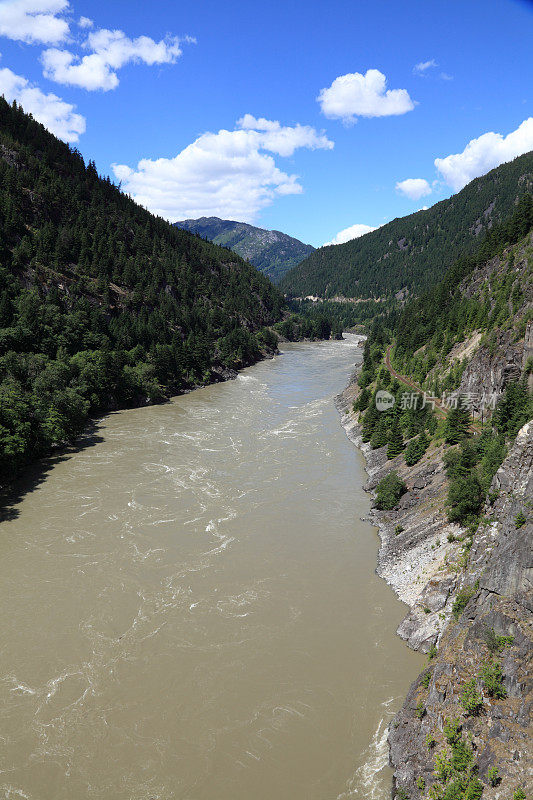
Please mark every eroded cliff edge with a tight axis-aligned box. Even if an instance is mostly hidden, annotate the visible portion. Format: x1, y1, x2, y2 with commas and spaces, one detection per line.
336, 381, 532, 800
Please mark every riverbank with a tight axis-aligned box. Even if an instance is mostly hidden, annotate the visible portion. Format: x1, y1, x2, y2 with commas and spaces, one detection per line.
336, 359, 533, 799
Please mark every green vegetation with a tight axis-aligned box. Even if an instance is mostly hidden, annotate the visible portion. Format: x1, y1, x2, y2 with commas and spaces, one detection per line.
387, 417, 405, 459
483, 628, 514, 654
273, 312, 336, 341
444, 405, 471, 445
487, 767, 500, 787
514, 511, 527, 529
427, 644, 438, 660
444, 433, 507, 524
374, 471, 407, 510
460, 679, 483, 716
281, 152, 533, 299
427, 719, 484, 800
0, 98, 292, 485
493, 382, 533, 440
393, 192, 533, 370
452, 584, 478, 620
404, 432, 429, 466
174, 216, 315, 284
513, 789, 526, 800
395, 524, 405, 535
479, 660, 507, 699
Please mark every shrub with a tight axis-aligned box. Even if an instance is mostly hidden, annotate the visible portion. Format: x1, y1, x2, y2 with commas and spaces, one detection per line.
375, 471, 407, 510
443, 718, 462, 745
483, 627, 514, 654
415, 700, 426, 719
460, 679, 483, 716
513, 789, 526, 800
488, 766, 500, 787
447, 474, 484, 523
427, 644, 438, 660
479, 660, 507, 699
514, 511, 527, 529
396, 788, 410, 800
452, 583, 478, 619
395, 524, 405, 535
421, 671, 431, 689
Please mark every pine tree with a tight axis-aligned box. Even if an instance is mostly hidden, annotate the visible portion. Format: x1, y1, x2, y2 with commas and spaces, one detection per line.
444, 403, 471, 444
371, 417, 388, 449
387, 417, 405, 459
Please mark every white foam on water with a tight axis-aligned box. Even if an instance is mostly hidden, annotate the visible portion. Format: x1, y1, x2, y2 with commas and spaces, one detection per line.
338, 697, 397, 800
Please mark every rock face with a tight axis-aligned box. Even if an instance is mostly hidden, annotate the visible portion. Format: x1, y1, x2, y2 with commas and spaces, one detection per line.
389, 422, 532, 800
337, 379, 532, 800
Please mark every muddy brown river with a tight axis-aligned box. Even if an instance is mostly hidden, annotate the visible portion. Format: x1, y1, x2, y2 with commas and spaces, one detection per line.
0, 335, 421, 800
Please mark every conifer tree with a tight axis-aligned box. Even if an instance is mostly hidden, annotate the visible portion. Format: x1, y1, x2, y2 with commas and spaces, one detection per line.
371, 417, 389, 449
444, 403, 471, 444
387, 417, 405, 459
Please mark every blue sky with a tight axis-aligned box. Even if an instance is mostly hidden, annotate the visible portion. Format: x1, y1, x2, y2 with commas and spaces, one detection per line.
0, 0, 532, 247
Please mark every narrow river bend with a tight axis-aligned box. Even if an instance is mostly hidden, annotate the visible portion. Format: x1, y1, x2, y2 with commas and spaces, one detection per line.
0, 336, 421, 800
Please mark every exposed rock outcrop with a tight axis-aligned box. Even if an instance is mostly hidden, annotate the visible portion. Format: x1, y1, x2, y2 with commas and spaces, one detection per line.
337, 367, 532, 800
389, 421, 532, 799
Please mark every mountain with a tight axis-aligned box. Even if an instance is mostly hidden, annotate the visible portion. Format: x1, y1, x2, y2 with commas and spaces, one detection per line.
280, 151, 533, 300
0, 98, 287, 485
174, 217, 315, 283
346, 198, 533, 800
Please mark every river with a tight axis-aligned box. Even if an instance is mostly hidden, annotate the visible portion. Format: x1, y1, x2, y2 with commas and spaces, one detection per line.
0, 335, 421, 800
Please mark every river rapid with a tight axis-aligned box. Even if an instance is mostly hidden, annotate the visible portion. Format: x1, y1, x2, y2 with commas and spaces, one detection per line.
0, 335, 421, 800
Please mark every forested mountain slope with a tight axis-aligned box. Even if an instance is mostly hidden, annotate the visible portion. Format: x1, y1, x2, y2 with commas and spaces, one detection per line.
174, 216, 315, 283
0, 98, 287, 485
281, 151, 533, 300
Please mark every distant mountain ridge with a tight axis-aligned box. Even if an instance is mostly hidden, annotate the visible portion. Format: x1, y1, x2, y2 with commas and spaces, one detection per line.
280, 151, 533, 300
174, 217, 315, 283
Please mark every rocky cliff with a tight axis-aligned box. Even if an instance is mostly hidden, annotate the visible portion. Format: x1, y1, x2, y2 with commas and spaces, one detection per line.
337, 366, 532, 800
389, 421, 532, 800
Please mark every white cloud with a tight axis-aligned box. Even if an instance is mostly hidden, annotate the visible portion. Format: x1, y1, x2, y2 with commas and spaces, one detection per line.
413, 59, 437, 75
237, 114, 333, 156
112, 117, 334, 223
42, 28, 192, 91
0, 65, 85, 140
78, 15, 92, 28
323, 223, 377, 246
435, 117, 533, 191
396, 177, 432, 200
317, 69, 415, 124
0, 0, 69, 45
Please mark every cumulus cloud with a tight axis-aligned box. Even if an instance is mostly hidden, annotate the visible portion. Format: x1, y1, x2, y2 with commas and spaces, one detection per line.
112, 117, 334, 223
42, 28, 192, 91
323, 223, 378, 246
0, 0, 69, 45
413, 59, 437, 75
78, 15, 92, 28
435, 118, 533, 191
317, 69, 415, 124
0, 65, 85, 140
237, 114, 333, 156
395, 177, 432, 200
